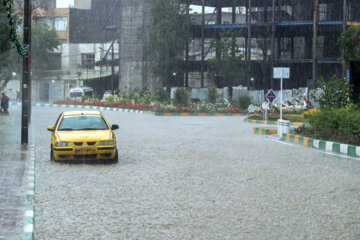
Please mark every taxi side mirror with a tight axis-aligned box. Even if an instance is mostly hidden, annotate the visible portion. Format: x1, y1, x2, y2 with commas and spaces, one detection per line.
47, 126, 54, 132
111, 124, 119, 130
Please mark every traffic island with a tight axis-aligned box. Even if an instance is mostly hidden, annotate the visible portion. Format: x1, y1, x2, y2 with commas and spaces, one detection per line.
282, 133, 360, 157
253, 127, 278, 135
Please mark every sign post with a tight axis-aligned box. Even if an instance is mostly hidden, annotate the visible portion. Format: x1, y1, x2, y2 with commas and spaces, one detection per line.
274, 67, 290, 137
273, 67, 290, 119
265, 89, 277, 104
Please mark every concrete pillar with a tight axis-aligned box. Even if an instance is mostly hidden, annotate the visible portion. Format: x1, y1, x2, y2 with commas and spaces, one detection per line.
118, 0, 155, 95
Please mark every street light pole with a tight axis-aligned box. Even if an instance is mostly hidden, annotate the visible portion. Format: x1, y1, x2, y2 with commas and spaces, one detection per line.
21, 0, 31, 149
111, 42, 114, 94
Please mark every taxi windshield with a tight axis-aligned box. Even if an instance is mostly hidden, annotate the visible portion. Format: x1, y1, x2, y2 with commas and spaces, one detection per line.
58, 115, 109, 131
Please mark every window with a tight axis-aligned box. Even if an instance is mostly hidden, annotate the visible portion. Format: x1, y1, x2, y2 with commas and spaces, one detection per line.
81, 54, 95, 69
54, 17, 68, 31
58, 115, 109, 131
319, 4, 328, 21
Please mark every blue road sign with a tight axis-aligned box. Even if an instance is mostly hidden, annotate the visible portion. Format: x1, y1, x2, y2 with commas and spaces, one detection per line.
265, 89, 277, 103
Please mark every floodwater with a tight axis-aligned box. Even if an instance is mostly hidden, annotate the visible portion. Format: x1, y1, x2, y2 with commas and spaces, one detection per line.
33, 107, 360, 239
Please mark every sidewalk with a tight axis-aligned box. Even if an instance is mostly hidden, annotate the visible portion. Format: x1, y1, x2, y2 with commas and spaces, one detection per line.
0, 106, 30, 240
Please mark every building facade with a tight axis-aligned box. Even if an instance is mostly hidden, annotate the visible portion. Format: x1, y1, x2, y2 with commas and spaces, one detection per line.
182, 0, 360, 90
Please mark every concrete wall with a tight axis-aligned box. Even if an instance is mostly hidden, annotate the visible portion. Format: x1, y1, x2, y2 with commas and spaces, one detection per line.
74, 0, 91, 9
170, 86, 316, 107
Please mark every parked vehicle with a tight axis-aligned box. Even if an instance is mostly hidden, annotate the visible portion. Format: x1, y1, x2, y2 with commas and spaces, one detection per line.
102, 90, 113, 100
69, 87, 94, 100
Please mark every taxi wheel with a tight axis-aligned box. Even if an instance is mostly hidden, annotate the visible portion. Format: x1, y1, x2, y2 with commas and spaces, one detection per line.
50, 147, 55, 161
112, 149, 118, 163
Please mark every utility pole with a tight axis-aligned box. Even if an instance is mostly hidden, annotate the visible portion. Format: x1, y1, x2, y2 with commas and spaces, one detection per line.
247, 0, 251, 88
270, 0, 276, 89
312, 0, 318, 89
21, 0, 31, 149
200, 0, 205, 88
185, 0, 189, 87
342, 0, 347, 77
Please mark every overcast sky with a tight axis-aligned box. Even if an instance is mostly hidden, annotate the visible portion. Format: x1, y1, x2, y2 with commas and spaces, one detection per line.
56, 0, 74, 8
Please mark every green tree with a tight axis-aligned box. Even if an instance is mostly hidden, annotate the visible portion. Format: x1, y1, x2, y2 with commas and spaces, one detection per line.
0, 0, 17, 92
209, 31, 246, 99
149, 0, 191, 90
31, 22, 61, 72
0, 2, 11, 62
0, 1, 60, 91
338, 26, 360, 63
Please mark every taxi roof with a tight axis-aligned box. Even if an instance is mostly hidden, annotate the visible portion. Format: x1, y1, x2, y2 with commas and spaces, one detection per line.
62, 111, 102, 116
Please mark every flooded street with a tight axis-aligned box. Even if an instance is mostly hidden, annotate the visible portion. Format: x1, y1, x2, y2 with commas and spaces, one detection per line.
33, 107, 360, 239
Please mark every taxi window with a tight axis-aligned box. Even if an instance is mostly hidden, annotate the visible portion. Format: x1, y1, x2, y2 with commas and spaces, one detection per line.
58, 115, 109, 131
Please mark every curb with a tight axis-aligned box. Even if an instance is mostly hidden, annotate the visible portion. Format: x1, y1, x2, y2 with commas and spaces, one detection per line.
253, 127, 278, 135
282, 133, 360, 157
23, 144, 35, 240
154, 112, 248, 116
244, 118, 304, 126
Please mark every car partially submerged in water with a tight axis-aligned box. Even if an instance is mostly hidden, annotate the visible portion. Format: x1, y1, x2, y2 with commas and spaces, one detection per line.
47, 111, 119, 163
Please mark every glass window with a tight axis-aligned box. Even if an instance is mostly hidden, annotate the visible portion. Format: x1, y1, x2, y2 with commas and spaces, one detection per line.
54, 17, 68, 31
58, 115, 109, 131
70, 92, 82, 98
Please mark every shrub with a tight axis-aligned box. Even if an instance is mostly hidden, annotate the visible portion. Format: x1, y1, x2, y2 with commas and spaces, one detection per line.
236, 95, 252, 110
173, 88, 189, 107
312, 75, 353, 109
105, 95, 115, 104
155, 88, 169, 103
296, 107, 360, 145
207, 86, 218, 104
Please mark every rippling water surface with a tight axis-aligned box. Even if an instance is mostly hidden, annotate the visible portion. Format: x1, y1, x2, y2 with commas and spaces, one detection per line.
34, 107, 360, 239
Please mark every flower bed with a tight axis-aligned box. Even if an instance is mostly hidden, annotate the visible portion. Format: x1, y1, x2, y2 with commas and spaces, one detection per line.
53, 100, 247, 114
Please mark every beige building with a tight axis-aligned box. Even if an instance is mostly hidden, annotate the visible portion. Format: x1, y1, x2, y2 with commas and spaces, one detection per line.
43, 8, 71, 43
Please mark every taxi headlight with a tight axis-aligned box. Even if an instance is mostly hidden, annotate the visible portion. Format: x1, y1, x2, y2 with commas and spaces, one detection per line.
100, 140, 114, 146
55, 142, 71, 147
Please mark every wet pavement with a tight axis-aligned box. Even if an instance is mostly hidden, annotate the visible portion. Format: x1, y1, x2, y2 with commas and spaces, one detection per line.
32, 106, 360, 239
0, 105, 30, 240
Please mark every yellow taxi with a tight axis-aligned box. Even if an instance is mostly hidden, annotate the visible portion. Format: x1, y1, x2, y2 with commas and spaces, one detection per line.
47, 111, 119, 163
